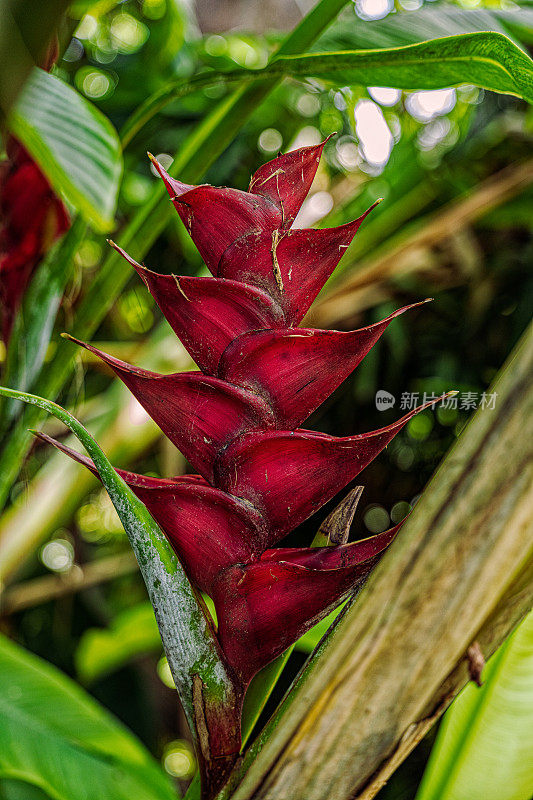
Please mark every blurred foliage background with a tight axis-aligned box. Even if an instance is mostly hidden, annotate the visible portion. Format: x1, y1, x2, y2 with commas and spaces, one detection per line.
0, 0, 532, 797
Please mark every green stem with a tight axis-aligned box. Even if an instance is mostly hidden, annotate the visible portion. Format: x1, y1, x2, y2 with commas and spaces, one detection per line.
0, 385, 242, 799
0, 218, 87, 432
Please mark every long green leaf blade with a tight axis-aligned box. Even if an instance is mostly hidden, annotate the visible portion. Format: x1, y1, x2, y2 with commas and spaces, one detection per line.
8, 68, 122, 231
266, 32, 533, 101
123, 31, 533, 141
0, 219, 86, 432
318, 5, 533, 50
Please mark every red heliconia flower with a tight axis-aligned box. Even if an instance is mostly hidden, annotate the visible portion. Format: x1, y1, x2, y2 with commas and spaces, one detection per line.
0, 141, 69, 343
44, 140, 444, 714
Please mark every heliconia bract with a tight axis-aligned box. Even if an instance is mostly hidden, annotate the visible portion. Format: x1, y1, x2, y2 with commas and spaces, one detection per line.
42, 138, 444, 760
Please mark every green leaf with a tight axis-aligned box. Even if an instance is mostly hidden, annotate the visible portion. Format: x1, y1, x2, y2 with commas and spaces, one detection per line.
0, 386, 237, 759
76, 602, 160, 684
416, 611, 533, 800
8, 68, 122, 232
264, 32, 533, 104
0, 634, 177, 800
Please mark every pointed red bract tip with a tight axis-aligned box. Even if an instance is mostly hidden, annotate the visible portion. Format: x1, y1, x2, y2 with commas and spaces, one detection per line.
260, 523, 400, 569
110, 244, 286, 373
218, 205, 379, 323
148, 153, 195, 199
218, 302, 425, 428
249, 135, 335, 226
215, 395, 448, 539
107, 238, 144, 272
61, 335, 276, 480
170, 185, 282, 275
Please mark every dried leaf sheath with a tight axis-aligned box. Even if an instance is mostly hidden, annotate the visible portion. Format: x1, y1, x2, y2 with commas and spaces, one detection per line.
43, 140, 443, 788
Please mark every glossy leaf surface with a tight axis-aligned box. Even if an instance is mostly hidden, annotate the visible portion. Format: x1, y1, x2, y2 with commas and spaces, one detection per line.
8, 69, 122, 231
0, 634, 177, 800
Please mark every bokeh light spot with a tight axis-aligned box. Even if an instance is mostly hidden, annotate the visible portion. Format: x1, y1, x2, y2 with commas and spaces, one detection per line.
152, 153, 173, 176
355, 0, 393, 20
296, 93, 321, 117
391, 501, 411, 524
205, 34, 227, 56
368, 87, 401, 107
364, 505, 390, 533
406, 88, 456, 122
163, 740, 196, 779
110, 13, 149, 53
41, 539, 74, 573
157, 656, 176, 688
258, 128, 283, 153
75, 15, 98, 40
81, 70, 111, 99
354, 99, 393, 169
407, 412, 434, 441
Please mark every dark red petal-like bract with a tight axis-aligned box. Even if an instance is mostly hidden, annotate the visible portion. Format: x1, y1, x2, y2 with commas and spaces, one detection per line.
214, 400, 438, 538
35, 433, 266, 594
248, 137, 331, 225
212, 525, 398, 684
218, 303, 425, 427
218, 206, 379, 322
62, 335, 275, 480
110, 243, 285, 373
